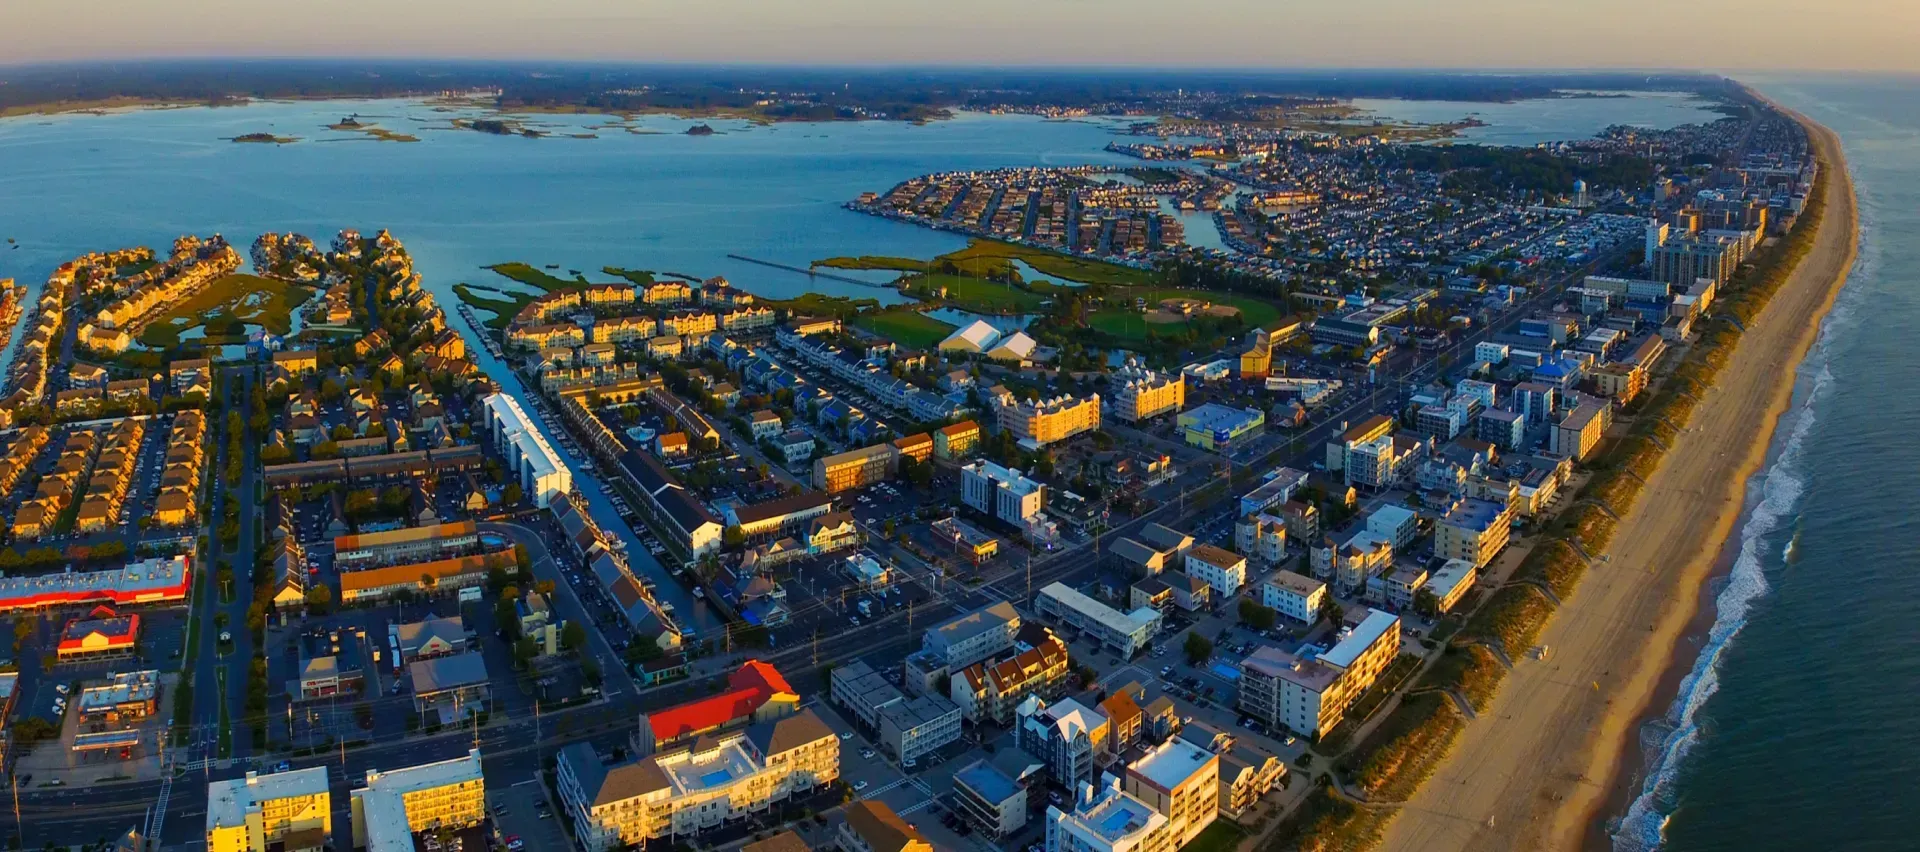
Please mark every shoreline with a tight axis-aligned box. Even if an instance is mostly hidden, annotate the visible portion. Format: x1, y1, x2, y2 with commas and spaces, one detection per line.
1374, 97, 1858, 852
1573, 98, 1859, 850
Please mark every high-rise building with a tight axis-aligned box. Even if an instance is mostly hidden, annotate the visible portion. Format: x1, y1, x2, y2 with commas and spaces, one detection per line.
349, 749, 487, 852
1000, 394, 1101, 447
1045, 774, 1169, 852
1238, 609, 1401, 738
961, 460, 1047, 527
1122, 739, 1219, 848
206, 768, 332, 852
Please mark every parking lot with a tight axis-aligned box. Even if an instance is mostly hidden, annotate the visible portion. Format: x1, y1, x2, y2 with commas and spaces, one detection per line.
490, 776, 566, 852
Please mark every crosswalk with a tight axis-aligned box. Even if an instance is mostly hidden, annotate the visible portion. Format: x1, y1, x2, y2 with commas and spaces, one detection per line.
145, 758, 176, 842
858, 774, 933, 802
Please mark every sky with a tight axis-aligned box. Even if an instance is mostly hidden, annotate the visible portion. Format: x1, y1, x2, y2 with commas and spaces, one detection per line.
5, 0, 1915, 71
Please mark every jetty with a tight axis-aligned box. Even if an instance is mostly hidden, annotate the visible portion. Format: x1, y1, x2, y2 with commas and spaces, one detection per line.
726, 254, 892, 289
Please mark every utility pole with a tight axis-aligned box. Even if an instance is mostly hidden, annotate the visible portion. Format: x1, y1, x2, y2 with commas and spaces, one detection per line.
1026, 551, 1033, 600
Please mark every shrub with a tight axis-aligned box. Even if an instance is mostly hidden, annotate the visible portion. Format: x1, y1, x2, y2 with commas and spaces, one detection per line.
1565, 504, 1618, 554
1420, 644, 1508, 713
1462, 585, 1556, 658
1262, 786, 1396, 852
1342, 692, 1468, 803
1512, 539, 1588, 600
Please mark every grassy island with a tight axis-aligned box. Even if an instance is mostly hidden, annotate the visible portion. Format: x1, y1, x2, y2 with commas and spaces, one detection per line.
136, 273, 315, 348
230, 133, 297, 144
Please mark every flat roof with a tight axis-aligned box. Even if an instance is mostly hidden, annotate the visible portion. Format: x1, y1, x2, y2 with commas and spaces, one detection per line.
928, 601, 1018, 648
1037, 583, 1157, 636
208, 767, 332, 832
1267, 570, 1324, 598
1442, 499, 1507, 533
335, 520, 476, 554
357, 749, 484, 852
879, 694, 959, 731
409, 653, 489, 693
1129, 738, 1216, 792
953, 758, 1019, 805
1320, 609, 1399, 671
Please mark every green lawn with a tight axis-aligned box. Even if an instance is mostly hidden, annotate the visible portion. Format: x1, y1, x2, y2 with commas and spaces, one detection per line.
763, 293, 881, 318
1181, 820, 1247, 852
942, 239, 1159, 288
851, 310, 958, 349
1086, 287, 1283, 344
903, 273, 1046, 313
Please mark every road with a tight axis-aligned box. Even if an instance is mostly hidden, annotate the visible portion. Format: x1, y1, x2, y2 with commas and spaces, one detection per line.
480, 520, 640, 697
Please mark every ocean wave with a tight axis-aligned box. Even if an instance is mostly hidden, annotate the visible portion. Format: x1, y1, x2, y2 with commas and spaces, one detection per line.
1611, 170, 1872, 852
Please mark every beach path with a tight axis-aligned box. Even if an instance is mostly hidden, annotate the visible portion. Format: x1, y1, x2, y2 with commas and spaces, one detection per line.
1374, 108, 1858, 852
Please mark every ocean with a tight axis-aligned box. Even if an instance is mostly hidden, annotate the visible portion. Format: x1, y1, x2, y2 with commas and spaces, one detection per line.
1614, 75, 1920, 852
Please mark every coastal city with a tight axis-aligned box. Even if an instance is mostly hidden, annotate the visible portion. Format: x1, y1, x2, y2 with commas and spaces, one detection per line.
0, 64, 1840, 852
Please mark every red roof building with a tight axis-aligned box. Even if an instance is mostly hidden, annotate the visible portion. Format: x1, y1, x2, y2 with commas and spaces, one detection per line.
634, 660, 799, 754
57, 605, 141, 660
0, 555, 190, 614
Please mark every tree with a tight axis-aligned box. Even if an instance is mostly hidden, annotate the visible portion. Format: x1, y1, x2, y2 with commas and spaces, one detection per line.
561, 621, 587, 653
1413, 588, 1440, 618
1238, 598, 1277, 632
723, 526, 746, 550
494, 599, 521, 641
514, 544, 532, 574
1183, 632, 1213, 666
512, 636, 539, 668
503, 483, 525, 506
305, 585, 333, 614
1320, 598, 1345, 627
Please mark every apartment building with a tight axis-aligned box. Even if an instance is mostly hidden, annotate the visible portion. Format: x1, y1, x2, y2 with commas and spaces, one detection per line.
1234, 513, 1288, 565
1183, 545, 1247, 598
333, 521, 479, 570
1107, 362, 1185, 423
953, 752, 1039, 840
1216, 748, 1286, 821
811, 443, 898, 494
1261, 571, 1327, 624
1122, 739, 1219, 849
1016, 696, 1110, 788
481, 392, 573, 507
1435, 499, 1513, 569
348, 749, 486, 852
1035, 583, 1161, 657
1324, 414, 1393, 478
1000, 394, 1101, 447
1425, 559, 1479, 614
933, 420, 981, 459
1311, 529, 1395, 594
556, 711, 839, 850
206, 768, 332, 852
923, 601, 1021, 670
635, 661, 799, 755
1238, 609, 1402, 738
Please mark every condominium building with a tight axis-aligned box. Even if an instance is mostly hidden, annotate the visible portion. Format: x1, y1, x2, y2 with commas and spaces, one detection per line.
1261, 571, 1327, 624
953, 751, 1041, 839
1000, 394, 1101, 447
1234, 513, 1288, 565
1016, 696, 1110, 788
480, 392, 572, 507
635, 661, 800, 755
812, 443, 899, 494
349, 749, 486, 852
1435, 499, 1513, 569
1216, 747, 1286, 821
1425, 558, 1479, 614
960, 460, 1046, 527
1122, 739, 1219, 849
1238, 609, 1401, 738
333, 521, 480, 570
206, 768, 332, 852
1107, 362, 1185, 423
879, 694, 964, 764
951, 624, 1071, 724
1324, 414, 1393, 478
1552, 400, 1611, 461
556, 711, 839, 849
1045, 774, 1170, 852
1183, 544, 1247, 598
1034, 583, 1160, 657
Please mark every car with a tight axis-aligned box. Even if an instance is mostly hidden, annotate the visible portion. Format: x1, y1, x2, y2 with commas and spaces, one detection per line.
839, 731, 853, 740
53, 684, 68, 696
275, 761, 292, 773
854, 781, 869, 791
1285, 735, 1298, 746
902, 758, 916, 768
506, 837, 524, 852
859, 748, 874, 759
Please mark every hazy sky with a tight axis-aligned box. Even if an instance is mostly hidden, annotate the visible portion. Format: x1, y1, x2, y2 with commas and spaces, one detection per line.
5, 0, 1914, 71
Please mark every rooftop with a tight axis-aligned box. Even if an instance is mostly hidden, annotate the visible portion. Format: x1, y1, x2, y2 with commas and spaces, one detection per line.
207, 767, 331, 832
1320, 609, 1399, 671
408, 653, 489, 693
1267, 570, 1325, 597
928, 601, 1018, 648
1442, 498, 1507, 533
1128, 738, 1217, 792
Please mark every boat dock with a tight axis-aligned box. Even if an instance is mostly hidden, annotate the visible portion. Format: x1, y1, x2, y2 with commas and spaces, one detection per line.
457, 303, 505, 358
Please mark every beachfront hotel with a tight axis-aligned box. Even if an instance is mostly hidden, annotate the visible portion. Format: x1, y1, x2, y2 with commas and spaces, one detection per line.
1045, 773, 1170, 852
1122, 738, 1220, 848
999, 393, 1101, 448
1237, 608, 1402, 738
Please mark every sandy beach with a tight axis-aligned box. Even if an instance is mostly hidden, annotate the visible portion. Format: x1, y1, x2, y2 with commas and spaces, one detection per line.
1374, 103, 1858, 852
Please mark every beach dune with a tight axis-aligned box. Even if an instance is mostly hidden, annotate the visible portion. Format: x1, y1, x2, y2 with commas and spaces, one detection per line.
1374, 102, 1858, 852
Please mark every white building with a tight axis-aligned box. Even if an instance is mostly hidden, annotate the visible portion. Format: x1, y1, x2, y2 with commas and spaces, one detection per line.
480, 393, 573, 507
1182, 545, 1247, 598
1364, 504, 1419, 552
349, 749, 487, 852
1046, 774, 1168, 852
1035, 583, 1160, 657
961, 460, 1046, 527
923, 601, 1021, 670
1017, 696, 1109, 788
1237, 610, 1401, 738
1261, 571, 1327, 624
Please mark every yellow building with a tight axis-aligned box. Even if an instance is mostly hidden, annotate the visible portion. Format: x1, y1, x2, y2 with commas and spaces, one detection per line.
812, 444, 899, 493
206, 768, 333, 852
1592, 363, 1647, 402
1239, 345, 1272, 379
1108, 363, 1186, 423
350, 749, 487, 851
643, 281, 694, 305
998, 394, 1101, 447
933, 420, 980, 460
892, 432, 933, 464
1123, 738, 1220, 849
